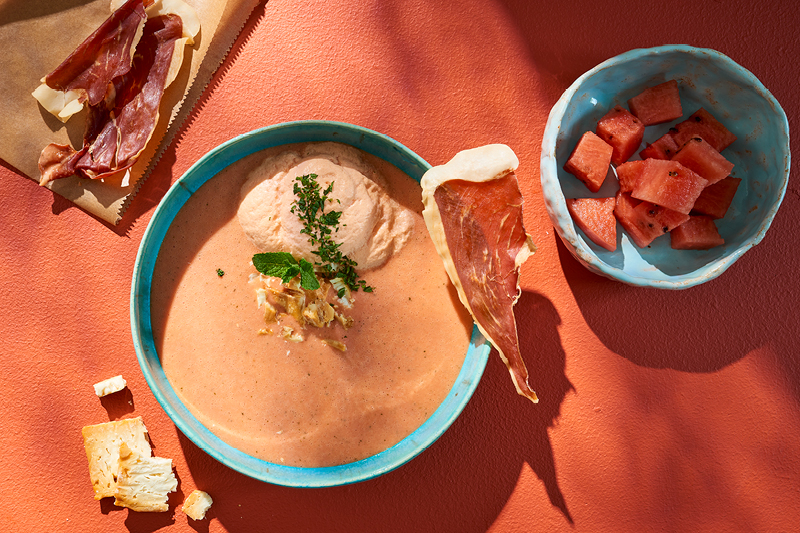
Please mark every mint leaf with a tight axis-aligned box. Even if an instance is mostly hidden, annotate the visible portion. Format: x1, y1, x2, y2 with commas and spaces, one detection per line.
252, 252, 321, 289
298, 258, 320, 290
253, 252, 300, 283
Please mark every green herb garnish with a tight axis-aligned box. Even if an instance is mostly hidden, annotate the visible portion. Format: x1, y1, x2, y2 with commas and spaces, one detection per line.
250, 173, 372, 294
216, 268, 225, 277
290, 173, 372, 293
252, 252, 319, 290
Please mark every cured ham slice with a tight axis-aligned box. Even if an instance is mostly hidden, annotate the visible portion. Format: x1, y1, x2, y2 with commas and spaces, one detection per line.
34, 0, 199, 186
32, 0, 148, 122
79, 14, 185, 179
421, 145, 538, 403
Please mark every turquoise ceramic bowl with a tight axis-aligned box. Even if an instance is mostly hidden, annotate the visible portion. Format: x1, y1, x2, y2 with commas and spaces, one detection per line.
541, 45, 790, 288
131, 120, 490, 487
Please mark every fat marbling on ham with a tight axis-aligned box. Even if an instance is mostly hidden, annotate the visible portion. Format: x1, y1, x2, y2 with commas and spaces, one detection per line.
421, 145, 538, 403
33, 0, 199, 185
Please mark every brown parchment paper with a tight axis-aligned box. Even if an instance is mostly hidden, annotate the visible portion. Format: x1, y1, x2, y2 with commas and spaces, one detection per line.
0, 0, 261, 224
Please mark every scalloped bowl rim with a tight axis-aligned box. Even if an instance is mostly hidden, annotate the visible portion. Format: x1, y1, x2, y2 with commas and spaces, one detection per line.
131, 120, 490, 487
541, 45, 790, 289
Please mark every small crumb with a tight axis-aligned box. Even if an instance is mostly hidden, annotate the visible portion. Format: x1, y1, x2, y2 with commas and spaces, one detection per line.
182, 490, 213, 520
322, 339, 347, 352
93, 375, 127, 397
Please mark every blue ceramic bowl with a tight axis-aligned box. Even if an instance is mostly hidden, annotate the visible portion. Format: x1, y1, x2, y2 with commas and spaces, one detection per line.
540, 45, 790, 288
131, 120, 490, 487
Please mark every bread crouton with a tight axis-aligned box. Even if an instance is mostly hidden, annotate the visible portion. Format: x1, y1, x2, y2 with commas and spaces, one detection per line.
81, 417, 151, 500
182, 489, 213, 520
93, 375, 127, 397
113, 443, 178, 512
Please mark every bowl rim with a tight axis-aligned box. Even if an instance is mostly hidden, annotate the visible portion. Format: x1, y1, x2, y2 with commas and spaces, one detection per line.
540, 44, 791, 289
130, 119, 490, 487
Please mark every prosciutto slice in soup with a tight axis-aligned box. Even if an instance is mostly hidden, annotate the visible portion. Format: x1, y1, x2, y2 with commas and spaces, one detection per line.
421, 145, 538, 403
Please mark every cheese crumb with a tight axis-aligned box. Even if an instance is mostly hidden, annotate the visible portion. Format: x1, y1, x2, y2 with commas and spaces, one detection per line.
81, 418, 151, 500
93, 375, 127, 397
114, 443, 178, 512
182, 490, 213, 520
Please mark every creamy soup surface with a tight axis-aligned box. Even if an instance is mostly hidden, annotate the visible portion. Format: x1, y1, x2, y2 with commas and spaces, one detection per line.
151, 143, 472, 467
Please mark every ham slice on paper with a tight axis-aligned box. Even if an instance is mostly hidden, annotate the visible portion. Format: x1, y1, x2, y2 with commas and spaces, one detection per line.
34, 0, 200, 186
421, 145, 538, 403
31, 0, 147, 123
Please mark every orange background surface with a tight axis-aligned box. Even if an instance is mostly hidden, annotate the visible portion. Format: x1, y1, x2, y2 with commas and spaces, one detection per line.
2, 1, 799, 531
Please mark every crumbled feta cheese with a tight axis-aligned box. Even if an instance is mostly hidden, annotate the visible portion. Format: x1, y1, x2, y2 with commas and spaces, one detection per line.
93, 375, 127, 397
182, 489, 213, 520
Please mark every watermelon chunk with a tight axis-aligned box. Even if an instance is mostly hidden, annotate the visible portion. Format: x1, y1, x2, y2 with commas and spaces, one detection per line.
692, 176, 741, 219
671, 136, 734, 185
670, 216, 725, 250
596, 105, 645, 166
613, 192, 649, 247
613, 192, 689, 248
633, 201, 690, 234
640, 132, 680, 160
631, 159, 708, 214
671, 108, 737, 152
564, 131, 613, 193
566, 197, 617, 251
616, 160, 645, 193
627, 79, 683, 126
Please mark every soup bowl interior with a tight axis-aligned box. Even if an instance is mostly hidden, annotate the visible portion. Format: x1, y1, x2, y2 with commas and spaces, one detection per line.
131, 120, 490, 487
540, 45, 790, 288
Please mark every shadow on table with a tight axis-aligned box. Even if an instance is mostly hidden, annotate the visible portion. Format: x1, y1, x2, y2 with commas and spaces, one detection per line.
174, 291, 574, 532
556, 228, 796, 374
99, 387, 136, 420
498, 0, 800, 386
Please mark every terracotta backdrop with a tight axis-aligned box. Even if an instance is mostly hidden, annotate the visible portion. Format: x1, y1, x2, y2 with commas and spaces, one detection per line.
2, 0, 799, 531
